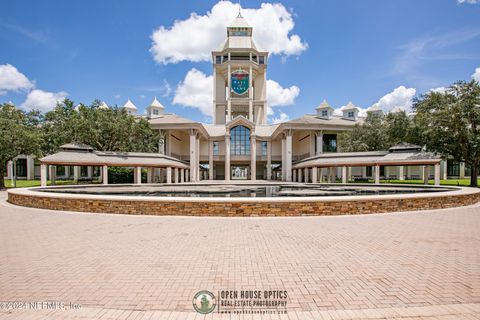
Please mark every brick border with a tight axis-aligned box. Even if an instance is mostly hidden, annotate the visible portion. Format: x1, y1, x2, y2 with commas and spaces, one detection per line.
7, 187, 480, 217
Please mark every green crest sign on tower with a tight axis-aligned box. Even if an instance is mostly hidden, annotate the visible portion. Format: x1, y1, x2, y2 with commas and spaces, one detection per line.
231, 69, 249, 95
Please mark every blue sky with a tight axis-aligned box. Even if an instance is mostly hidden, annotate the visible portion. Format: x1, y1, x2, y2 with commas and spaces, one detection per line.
1, 0, 479, 123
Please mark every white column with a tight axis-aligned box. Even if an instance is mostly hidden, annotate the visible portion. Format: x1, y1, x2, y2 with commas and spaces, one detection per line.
266, 140, 272, 181
50, 165, 56, 186
249, 65, 253, 122
250, 135, 256, 180
134, 166, 141, 184
40, 164, 47, 187
189, 130, 196, 182
185, 169, 189, 182
225, 133, 230, 181
196, 136, 200, 181
374, 165, 380, 185
102, 165, 108, 185
423, 165, 429, 184
442, 160, 448, 180
399, 166, 404, 180
459, 162, 465, 179
298, 168, 303, 182
342, 166, 347, 184
174, 167, 179, 183
166, 167, 172, 184
8, 161, 14, 185
304, 167, 309, 183
281, 137, 286, 180
285, 131, 292, 182
434, 163, 441, 186
227, 64, 232, 122
73, 166, 80, 183
27, 156, 35, 180
147, 168, 153, 183
87, 166, 93, 178
293, 169, 297, 182
316, 131, 323, 155
209, 140, 214, 180
312, 167, 318, 183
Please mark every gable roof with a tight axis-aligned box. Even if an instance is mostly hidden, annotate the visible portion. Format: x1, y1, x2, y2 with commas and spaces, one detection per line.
342, 102, 358, 111
123, 99, 137, 110
315, 99, 333, 110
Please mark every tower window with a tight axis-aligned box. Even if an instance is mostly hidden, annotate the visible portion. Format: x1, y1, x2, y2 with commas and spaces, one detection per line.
215, 56, 222, 64
259, 56, 265, 64
321, 110, 328, 117
348, 111, 355, 118
213, 141, 219, 156
153, 109, 159, 115
230, 125, 251, 155
261, 141, 267, 156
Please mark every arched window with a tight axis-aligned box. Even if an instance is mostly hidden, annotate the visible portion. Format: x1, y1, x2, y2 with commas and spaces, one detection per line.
230, 125, 250, 155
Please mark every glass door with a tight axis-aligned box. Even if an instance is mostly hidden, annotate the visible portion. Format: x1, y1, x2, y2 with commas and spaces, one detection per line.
231, 166, 249, 180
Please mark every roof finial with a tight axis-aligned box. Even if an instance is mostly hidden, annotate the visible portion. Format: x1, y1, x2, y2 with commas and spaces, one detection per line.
237, 0, 242, 17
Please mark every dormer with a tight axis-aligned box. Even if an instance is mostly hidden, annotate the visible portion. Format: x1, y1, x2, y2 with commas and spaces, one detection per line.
99, 101, 109, 110
342, 102, 359, 121
315, 100, 333, 119
367, 104, 384, 117
123, 99, 137, 115
146, 97, 164, 118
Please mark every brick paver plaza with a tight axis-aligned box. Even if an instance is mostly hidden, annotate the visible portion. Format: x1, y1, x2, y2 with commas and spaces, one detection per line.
0, 191, 479, 319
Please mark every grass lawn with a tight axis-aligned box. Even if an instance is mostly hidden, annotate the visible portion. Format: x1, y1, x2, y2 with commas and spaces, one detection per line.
3, 180, 81, 188
363, 178, 479, 187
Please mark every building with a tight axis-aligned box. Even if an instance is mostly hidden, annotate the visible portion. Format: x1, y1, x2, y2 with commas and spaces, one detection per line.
3, 12, 473, 184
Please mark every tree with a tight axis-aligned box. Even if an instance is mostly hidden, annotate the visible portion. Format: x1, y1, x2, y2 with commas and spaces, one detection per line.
41, 99, 160, 154
0, 103, 42, 190
413, 80, 480, 187
384, 111, 412, 146
337, 113, 389, 152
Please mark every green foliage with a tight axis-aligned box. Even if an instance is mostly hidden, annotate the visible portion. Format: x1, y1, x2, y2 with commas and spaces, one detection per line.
413, 80, 480, 186
0, 103, 42, 190
337, 112, 412, 152
107, 167, 147, 184
41, 99, 160, 154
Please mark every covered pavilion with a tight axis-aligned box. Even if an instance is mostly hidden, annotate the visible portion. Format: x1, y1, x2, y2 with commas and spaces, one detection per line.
292, 144, 443, 185
39, 143, 190, 187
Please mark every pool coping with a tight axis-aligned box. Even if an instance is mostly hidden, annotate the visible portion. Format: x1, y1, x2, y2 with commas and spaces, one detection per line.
6, 183, 477, 203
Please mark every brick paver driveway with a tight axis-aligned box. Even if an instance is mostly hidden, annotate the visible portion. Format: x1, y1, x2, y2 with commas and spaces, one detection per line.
0, 191, 479, 319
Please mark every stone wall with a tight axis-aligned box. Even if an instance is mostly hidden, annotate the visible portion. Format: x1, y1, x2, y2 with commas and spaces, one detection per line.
7, 190, 480, 217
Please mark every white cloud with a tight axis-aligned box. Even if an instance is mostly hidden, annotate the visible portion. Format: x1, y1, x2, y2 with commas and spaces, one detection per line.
267, 80, 300, 107
376, 86, 416, 112
173, 68, 213, 116
173, 68, 300, 117
150, 1, 308, 64
472, 67, 480, 81
429, 87, 447, 93
21, 89, 68, 112
0, 64, 34, 94
457, 0, 479, 4
270, 111, 290, 124
332, 104, 369, 117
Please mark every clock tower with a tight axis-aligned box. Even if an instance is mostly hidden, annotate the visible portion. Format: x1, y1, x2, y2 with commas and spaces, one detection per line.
212, 11, 268, 125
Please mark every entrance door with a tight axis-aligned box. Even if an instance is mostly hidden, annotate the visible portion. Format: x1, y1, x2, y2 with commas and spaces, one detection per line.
231, 166, 249, 180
